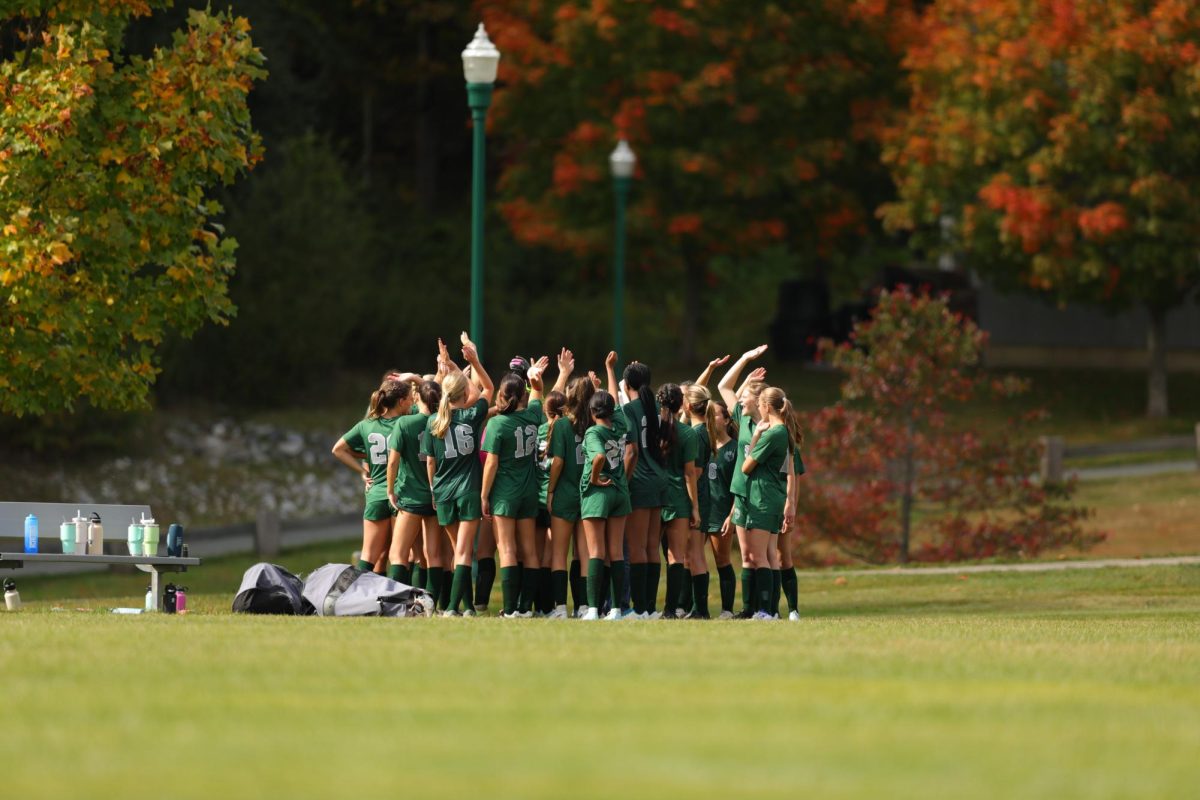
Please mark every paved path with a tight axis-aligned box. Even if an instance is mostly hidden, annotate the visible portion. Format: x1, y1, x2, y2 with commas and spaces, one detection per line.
804, 555, 1200, 577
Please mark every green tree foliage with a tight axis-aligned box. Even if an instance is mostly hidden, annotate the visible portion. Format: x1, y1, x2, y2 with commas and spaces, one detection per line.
800, 288, 1098, 564
881, 0, 1200, 418
0, 1, 264, 415
480, 0, 910, 360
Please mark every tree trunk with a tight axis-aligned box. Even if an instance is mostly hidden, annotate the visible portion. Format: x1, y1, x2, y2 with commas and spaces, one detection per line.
414, 21, 437, 213
1146, 304, 1169, 419
898, 429, 915, 564
681, 257, 702, 363
360, 87, 374, 190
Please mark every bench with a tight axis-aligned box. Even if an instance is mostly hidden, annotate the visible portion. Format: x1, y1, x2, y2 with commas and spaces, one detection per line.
0, 501, 201, 611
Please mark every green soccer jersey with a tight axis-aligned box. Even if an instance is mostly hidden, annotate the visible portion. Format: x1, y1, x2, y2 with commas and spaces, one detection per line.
691, 421, 711, 507
548, 418, 586, 503
387, 412, 432, 508
580, 411, 631, 495
663, 423, 702, 491
729, 403, 757, 499
420, 397, 489, 503
705, 438, 738, 523
622, 397, 667, 483
342, 415, 401, 502
482, 399, 545, 505
537, 420, 552, 508
747, 423, 790, 514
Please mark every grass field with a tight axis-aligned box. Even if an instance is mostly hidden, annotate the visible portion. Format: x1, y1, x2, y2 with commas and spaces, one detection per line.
4, 542, 1198, 799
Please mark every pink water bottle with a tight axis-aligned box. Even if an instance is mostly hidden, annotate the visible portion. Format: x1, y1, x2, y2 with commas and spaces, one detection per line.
175, 586, 188, 612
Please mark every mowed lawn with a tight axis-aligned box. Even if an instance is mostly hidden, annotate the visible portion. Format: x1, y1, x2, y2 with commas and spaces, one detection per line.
2, 544, 1198, 800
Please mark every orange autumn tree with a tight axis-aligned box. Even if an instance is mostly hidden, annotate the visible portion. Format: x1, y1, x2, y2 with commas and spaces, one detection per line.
479, 0, 913, 360
1, 1, 264, 415
882, 0, 1200, 418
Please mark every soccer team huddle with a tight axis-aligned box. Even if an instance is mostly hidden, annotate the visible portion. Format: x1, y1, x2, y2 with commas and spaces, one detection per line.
332, 335, 806, 621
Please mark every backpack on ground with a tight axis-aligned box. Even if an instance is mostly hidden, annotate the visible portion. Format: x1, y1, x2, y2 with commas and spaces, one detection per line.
301, 564, 434, 618
232, 563, 313, 615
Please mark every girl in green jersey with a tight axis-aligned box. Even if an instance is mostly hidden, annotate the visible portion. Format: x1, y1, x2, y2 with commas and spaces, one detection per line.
740, 386, 800, 619
618, 358, 667, 617
385, 379, 443, 594
544, 379, 591, 619
332, 379, 411, 573
717, 344, 770, 617
579, 390, 634, 620
424, 340, 494, 616
481, 358, 550, 618
536, 390, 566, 615
700, 399, 739, 617
682, 381, 725, 618
657, 383, 703, 619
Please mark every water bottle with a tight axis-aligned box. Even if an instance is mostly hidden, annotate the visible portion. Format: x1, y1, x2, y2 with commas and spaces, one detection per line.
127, 519, 143, 556
144, 584, 154, 611
141, 514, 160, 557
87, 513, 104, 555
175, 586, 188, 613
163, 583, 177, 614
60, 520, 76, 555
4, 579, 20, 611
23, 514, 38, 554
73, 509, 88, 555
166, 523, 183, 558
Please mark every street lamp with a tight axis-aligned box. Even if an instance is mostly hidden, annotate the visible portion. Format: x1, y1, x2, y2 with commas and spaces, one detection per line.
462, 23, 500, 356
609, 139, 636, 365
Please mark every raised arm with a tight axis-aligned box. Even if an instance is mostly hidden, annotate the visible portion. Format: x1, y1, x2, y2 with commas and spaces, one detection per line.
528, 356, 550, 402
553, 348, 574, 394
461, 337, 493, 402
696, 355, 730, 387
718, 344, 768, 408
604, 350, 619, 397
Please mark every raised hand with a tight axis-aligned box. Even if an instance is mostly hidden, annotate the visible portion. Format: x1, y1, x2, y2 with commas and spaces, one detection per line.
462, 342, 478, 364
709, 355, 730, 369
748, 367, 767, 382
755, 420, 772, 435
605, 350, 617, 369
743, 344, 768, 361
557, 347, 575, 375
587, 370, 602, 389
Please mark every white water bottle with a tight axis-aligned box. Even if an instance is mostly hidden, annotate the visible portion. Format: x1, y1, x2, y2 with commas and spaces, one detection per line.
88, 513, 104, 555
4, 580, 20, 611
73, 509, 88, 555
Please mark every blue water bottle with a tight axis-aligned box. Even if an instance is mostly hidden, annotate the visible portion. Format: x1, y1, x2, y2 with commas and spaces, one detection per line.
24, 514, 38, 554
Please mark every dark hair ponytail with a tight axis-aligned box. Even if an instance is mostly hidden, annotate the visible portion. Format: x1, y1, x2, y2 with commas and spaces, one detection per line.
655, 383, 683, 459
623, 362, 661, 464
543, 390, 566, 455
589, 390, 616, 421
418, 380, 442, 413
367, 379, 410, 420
495, 372, 527, 415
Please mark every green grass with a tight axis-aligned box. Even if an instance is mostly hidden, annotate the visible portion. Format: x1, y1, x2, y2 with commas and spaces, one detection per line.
4, 543, 1199, 799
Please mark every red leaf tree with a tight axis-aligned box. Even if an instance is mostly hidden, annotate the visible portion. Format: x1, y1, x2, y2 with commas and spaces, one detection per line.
797, 287, 1100, 564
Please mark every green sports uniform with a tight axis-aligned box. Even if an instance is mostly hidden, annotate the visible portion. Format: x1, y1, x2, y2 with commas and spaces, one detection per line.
387, 412, 434, 516
729, 403, 757, 527
546, 419, 586, 522
421, 397, 489, 526
733, 424, 790, 533
342, 416, 401, 521
660, 423, 702, 523
622, 397, 667, 508
579, 412, 633, 519
703, 438, 738, 534
482, 400, 545, 519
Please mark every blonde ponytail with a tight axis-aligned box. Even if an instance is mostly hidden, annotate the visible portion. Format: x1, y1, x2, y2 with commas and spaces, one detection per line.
432, 372, 467, 438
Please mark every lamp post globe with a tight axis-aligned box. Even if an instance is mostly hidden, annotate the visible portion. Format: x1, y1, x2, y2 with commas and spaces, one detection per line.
610, 140, 636, 367
463, 23, 500, 356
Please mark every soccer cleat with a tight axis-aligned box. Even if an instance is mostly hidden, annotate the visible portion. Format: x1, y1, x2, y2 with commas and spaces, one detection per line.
439, 609, 461, 618
502, 610, 533, 619
717, 610, 734, 620
574, 606, 586, 618
580, 607, 600, 620
675, 608, 687, 619
643, 611, 662, 620
788, 610, 800, 621
734, 609, 754, 620
474, 604, 489, 614
548, 605, 568, 620
462, 608, 477, 618
752, 610, 774, 620
603, 608, 624, 621
414, 596, 436, 617
682, 610, 710, 620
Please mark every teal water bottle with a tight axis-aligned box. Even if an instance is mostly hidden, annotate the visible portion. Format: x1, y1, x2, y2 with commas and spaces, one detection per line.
59, 520, 76, 555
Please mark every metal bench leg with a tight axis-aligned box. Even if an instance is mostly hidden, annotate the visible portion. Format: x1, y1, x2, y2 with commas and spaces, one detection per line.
149, 567, 161, 612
